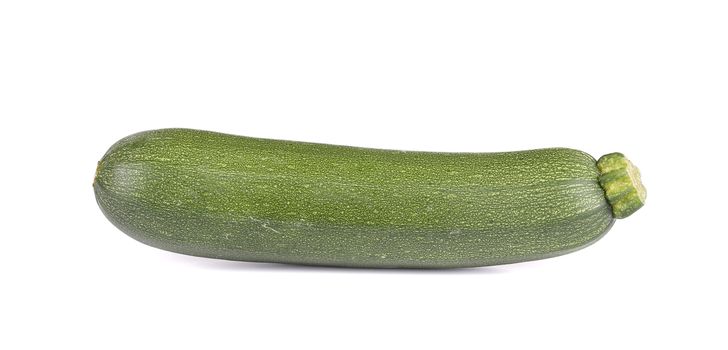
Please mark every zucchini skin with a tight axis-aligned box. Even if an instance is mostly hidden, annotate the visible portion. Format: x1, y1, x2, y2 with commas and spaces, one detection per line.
94, 128, 615, 268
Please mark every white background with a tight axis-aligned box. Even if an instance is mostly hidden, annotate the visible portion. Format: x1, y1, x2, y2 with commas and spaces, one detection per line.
1, 1, 726, 349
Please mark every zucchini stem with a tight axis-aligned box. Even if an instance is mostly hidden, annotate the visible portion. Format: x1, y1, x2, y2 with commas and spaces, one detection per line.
597, 153, 646, 219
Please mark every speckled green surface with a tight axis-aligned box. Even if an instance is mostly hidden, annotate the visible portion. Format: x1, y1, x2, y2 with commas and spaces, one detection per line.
94, 128, 618, 268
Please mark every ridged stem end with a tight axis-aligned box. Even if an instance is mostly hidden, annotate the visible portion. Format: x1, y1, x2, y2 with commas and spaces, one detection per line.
597, 153, 646, 219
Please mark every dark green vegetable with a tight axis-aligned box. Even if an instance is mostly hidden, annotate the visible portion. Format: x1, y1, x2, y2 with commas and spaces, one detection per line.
94, 128, 645, 268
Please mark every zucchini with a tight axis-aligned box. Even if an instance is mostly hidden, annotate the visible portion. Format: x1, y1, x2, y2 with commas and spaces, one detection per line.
93, 128, 645, 268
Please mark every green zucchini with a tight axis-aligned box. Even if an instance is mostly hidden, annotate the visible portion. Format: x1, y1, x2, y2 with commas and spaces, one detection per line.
93, 128, 645, 268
